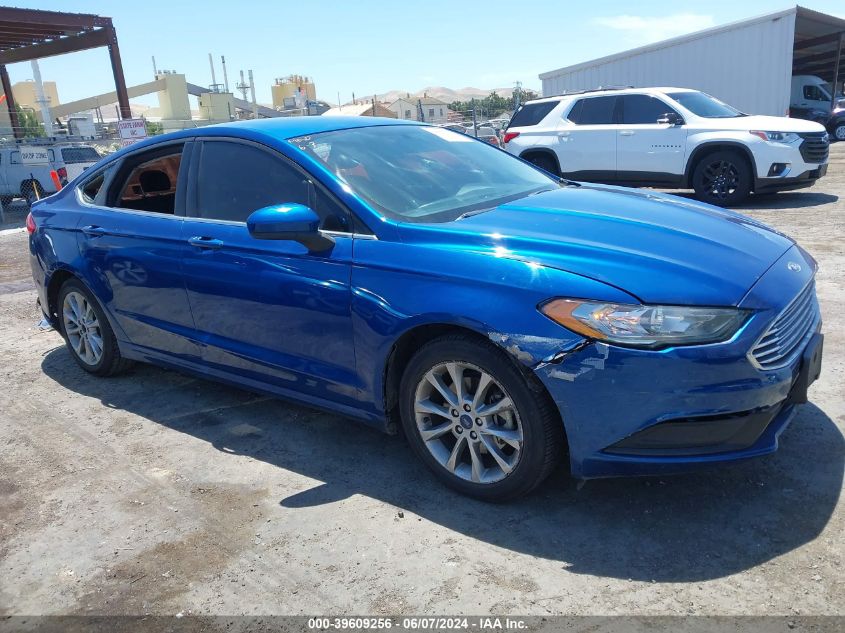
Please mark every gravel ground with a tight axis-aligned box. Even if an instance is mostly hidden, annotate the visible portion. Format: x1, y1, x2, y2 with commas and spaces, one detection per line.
0, 146, 843, 617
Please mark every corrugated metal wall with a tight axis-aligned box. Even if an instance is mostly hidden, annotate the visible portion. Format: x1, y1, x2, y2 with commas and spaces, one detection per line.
540, 11, 796, 116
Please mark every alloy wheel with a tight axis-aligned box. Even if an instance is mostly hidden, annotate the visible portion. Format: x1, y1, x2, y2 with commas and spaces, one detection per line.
835, 125, 845, 141
413, 361, 523, 484
62, 291, 104, 366
701, 159, 741, 201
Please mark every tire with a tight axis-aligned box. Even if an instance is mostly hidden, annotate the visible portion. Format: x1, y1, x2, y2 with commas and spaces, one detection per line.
57, 278, 133, 377
22, 181, 42, 208
691, 150, 752, 206
524, 153, 559, 177
833, 123, 845, 142
0, 195, 13, 207
399, 334, 564, 501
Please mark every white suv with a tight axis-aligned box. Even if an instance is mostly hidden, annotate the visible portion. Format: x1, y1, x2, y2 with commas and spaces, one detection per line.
503, 87, 830, 206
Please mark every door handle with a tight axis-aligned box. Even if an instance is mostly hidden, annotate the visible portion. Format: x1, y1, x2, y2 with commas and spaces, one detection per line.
619, 130, 635, 136
81, 225, 107, 237
188, 236, 224, 250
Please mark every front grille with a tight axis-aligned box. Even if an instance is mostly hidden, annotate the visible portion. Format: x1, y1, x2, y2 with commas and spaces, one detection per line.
749, 281, 820, 370
798, 132, 829, 164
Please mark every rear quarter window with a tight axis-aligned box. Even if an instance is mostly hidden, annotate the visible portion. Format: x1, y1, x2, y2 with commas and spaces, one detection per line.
508, 101, 558, 127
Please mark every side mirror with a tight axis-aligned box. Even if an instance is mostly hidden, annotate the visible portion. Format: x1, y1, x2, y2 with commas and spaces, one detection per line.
246, 203, 335, 252
657, 112, 684, 126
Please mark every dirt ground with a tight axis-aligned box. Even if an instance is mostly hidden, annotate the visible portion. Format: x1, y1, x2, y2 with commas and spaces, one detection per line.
0, 147, 843, 617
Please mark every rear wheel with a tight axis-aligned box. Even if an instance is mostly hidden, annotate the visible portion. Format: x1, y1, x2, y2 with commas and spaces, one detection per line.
58, 279, 132, 376
691, 150, 752, 206
524, 153, 559, 177
399, 334, 564, 501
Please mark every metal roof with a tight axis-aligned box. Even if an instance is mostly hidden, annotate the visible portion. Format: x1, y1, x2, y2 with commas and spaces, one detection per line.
539, 6, 845, 80
0, 7, 112, 60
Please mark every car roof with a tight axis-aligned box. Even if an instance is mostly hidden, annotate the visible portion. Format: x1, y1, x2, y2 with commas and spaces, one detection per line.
192, 116, 419, 139
524, 86, 697, 104
103, 116, 422, 161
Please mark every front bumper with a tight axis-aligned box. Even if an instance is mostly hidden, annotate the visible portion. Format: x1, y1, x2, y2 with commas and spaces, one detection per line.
534, 245, 821, 479
752, 136, 828, 192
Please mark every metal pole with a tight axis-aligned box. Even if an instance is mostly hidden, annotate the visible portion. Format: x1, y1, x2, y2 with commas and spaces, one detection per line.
472, 98, 478, 137
248, 69, 257, 118
1, 64, 22, 139
30, 60, 53, 137
832, 32, 844, 113
208, 53, 217, 91
152, 55, 158, 77
106, 25, 132, 119
221, 55, 230, 93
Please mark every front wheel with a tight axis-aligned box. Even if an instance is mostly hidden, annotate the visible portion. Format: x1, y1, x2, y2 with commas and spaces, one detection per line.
399, 334, 564, 501
691, 150, 752, 207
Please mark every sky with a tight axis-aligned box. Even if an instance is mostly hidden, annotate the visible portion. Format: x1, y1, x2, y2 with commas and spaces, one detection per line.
8, 0, 845, 108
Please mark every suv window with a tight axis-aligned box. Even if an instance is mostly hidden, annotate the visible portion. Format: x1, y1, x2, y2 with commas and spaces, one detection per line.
570, 96, 617, 125
114, 149, 182, 214
620, 94, 676, 124
508, 101, 558, 127
195, 140, 347, 230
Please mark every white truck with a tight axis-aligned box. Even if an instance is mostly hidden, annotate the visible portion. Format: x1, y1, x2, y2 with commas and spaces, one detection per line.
0, 142, 101, 207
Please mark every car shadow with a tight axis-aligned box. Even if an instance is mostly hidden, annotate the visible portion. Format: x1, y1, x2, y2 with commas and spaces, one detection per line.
41, 347, 844, 583
665, 190, 839, 210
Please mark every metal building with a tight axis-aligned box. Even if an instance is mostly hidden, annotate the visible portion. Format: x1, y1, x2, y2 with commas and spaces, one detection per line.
539, 6, 845, 116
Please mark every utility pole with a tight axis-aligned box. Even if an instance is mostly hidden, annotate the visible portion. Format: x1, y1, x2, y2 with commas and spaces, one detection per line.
471, 98, 478, 137
514, 80, 522, 110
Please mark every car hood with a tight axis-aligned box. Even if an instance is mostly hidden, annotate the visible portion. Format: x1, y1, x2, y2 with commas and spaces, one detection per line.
400, 185, 794, 306
692, 114, 827, 133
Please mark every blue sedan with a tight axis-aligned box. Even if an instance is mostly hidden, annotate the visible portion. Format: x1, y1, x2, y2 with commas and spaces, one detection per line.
27, 117, 823, 500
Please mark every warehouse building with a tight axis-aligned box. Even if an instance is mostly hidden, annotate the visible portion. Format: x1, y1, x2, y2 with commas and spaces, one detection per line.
539, 6, 845, 116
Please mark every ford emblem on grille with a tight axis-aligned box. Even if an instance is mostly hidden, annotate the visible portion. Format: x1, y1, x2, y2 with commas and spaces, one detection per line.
787, 262, 802, 272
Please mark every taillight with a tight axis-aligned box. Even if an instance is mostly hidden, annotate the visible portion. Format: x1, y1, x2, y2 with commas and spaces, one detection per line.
503, 131, 520, 144
26, 212, 36, 234
57, 167, 68, 180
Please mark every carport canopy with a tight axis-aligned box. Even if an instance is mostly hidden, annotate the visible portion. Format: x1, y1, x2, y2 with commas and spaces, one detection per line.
0, 6, 130, 139
792, 6, 845, 93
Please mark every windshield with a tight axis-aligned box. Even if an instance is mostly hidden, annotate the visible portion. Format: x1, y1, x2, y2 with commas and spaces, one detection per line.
666, 91, 745, 118
290, 125, 557, 222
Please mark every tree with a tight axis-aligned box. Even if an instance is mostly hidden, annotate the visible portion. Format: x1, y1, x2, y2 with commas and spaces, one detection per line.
144, 119, 164, 136
15, 106, 45, 138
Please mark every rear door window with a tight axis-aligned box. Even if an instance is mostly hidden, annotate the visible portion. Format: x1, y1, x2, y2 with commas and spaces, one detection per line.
508, 101, 558, 127
572, 96, 618, 125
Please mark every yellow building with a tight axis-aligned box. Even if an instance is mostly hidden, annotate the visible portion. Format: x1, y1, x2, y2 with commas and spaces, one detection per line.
271, 75, 316, 109
11, 80, 60, 111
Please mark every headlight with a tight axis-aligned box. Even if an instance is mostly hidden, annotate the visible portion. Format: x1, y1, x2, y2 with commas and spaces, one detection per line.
750, 130, 801, 144
540, 299, 750, 348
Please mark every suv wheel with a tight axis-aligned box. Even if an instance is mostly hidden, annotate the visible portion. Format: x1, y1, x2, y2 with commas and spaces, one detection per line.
691, 150, 752, 206
399, 334, 564, 501
58, 279, 133, 376
524, 153, 559, 177
833, 122, 845, 142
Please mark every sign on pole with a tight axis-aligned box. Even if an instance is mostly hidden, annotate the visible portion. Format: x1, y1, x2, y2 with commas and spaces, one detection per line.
19, 146, 50, 164
117, 118, 148, 146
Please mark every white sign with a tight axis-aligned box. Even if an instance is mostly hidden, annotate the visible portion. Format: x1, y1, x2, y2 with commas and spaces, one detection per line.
117, 118, 148, 144
19, 146, 50, 164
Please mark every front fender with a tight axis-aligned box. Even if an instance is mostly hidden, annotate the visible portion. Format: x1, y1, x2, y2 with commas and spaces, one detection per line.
350, 237, 638, 417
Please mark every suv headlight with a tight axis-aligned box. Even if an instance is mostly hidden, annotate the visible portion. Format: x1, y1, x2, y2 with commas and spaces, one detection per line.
540, 299, 750, 348
750, 130, 801, 144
